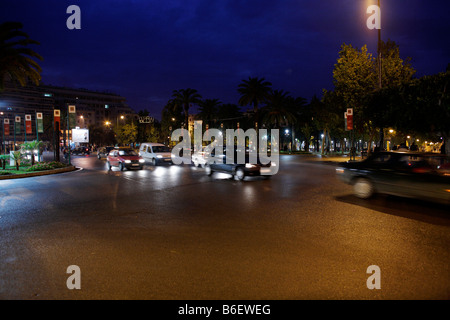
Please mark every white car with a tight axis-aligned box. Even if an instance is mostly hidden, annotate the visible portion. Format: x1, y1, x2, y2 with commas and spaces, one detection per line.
191, 149, 208, 168
139, 142, 173, 165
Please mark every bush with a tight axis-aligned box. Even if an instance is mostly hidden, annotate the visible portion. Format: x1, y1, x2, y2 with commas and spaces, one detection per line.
25, 161, 68, 172
0, 170, 12, 176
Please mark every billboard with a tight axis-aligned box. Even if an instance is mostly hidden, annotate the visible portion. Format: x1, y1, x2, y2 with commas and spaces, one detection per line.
72, 128, 89, 143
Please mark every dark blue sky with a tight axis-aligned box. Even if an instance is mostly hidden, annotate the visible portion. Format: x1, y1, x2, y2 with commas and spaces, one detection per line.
1, 0, 449, 119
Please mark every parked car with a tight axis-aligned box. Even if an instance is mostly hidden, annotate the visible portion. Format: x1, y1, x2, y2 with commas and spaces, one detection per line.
139, 142, 173, 165
72, 146, 90, 155
205, 147, 275, 180
107, 148, 145, 171
97, 146, 115, 159
336, 151, 450, 204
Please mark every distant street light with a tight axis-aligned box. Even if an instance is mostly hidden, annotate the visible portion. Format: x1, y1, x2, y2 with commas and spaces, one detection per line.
117, 115, 125, 127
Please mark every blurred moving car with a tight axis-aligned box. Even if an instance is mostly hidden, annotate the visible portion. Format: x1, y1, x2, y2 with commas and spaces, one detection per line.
191, 147, 207, 167
97, 146, 116, 159
72, 146, 90, 155
139, 142, 172, 165
107, 148, 145, 171
205, 147, 275, 180
336, 151, 450, 204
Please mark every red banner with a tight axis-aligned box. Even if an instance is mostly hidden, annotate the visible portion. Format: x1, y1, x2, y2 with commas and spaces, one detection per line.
346, 108, 353, 130
4, 118, 10, 136
54, 109, 61, 131
25, 114, 32, 134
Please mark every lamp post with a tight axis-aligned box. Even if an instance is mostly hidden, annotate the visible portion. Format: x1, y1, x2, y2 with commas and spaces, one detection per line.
117, 115, 124, 128
0, 111, 4, 155
377, 0, 385, 151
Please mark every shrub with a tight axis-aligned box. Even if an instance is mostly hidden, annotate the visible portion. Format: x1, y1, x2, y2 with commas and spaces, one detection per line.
25, 161, 68, 172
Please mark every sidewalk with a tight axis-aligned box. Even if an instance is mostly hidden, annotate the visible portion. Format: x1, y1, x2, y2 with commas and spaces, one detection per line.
282, 152, 363, 164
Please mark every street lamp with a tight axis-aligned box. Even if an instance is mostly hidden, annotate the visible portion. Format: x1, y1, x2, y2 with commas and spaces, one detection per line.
117, 115, 124, 127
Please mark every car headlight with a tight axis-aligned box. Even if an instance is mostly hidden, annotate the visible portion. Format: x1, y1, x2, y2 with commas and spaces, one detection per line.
336, 168, 344, 174
139, 159, 145, 163
124, 160, 131, 163
157, 155, 163, 158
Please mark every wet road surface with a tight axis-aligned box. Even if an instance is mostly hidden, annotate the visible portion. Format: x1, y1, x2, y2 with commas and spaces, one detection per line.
0, 154, 449, 299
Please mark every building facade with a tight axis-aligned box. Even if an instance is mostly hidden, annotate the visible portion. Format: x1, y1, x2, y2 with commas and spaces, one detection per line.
0, 81, 135, 149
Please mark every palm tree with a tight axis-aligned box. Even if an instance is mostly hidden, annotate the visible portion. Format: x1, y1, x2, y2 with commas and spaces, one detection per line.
198, 99, 221, 129
238, 76, 272, 123
0, 22, 43, 90
237, 77, 272, 149
21, 140, 43, 165
171, 88, 202, 130
262, 90, 297, 128
216, 103, 243, 130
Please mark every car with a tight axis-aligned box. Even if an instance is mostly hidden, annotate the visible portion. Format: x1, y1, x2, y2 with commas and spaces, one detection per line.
191, 147, 208, 167
72, 146, 90, 155
106, 148, 145, 171
139, 142, 173, 165
97, 146, 116, 159
204, 147, 275, 180
336, 151, 450, 204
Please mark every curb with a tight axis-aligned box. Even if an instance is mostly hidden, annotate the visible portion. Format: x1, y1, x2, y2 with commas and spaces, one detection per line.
0, 165, 78, 180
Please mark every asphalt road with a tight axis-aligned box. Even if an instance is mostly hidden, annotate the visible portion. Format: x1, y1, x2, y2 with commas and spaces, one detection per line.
0, 153, 449, 300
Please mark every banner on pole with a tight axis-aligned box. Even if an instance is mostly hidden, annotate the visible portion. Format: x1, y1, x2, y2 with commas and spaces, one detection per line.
25, 114, 32, 134
15, 116, 21, 134
346, 108, 353, 131
68, 105, 76, 129
54, 109, 61, 131
4, 118, 10, 136
36, 112, 44, 133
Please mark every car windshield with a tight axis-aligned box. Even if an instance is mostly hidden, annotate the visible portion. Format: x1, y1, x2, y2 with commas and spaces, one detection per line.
119, 149, 138, 156
152, 146, 170, 153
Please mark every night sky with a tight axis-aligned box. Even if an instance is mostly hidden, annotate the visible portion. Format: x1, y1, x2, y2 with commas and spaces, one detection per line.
1, 0, 449, 119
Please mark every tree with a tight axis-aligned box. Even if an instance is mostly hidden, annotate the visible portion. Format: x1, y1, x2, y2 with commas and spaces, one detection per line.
11, 150, 21, 171
0, 22, 43, 90
171, 88, 202, 130
20, 140, 43, 165
216, 103, 243, 130
89, 124, 115, 147
331, 41, 416, 151
116, 123, 138, 146
366, 68, 450, 155
332, 43, 376, 132
161, 99, 184, 145
136, 110, 161, 143
238, 77, 272, 127
378, 40, 416, 89
262, 90, 296, 129
197, 98, 221, 129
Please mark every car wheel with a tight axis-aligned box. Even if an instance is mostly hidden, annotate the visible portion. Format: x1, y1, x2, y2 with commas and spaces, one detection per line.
107, 161, 112, 171
235, 168, 245, 181
98, 154, 101, 159
353, 177, 374, 199
119, 162, 124, 171
205, 164, 213, 176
